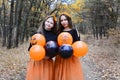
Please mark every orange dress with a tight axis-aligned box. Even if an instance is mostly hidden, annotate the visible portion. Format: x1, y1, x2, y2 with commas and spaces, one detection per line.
26, 58, 54, 80
54, 55, 84, 80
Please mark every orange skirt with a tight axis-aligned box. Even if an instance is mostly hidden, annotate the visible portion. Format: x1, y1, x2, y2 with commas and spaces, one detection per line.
26, 58, 54, 80
54, 55, 84, 80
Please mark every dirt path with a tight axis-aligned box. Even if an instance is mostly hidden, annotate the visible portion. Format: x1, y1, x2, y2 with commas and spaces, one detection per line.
81, 35, 120, 80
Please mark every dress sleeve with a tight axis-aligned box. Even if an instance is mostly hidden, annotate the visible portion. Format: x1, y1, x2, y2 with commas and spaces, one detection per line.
73, 28, 80, 42
28, 43, 32, 51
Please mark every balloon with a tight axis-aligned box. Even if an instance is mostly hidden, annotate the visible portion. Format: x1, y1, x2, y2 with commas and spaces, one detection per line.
45, 41, 58, 57
72, 41, 88, 57
29, 45, 45, 61
59, 44, 73, 59
57, 32, 73, 46
30, 33, 46, 46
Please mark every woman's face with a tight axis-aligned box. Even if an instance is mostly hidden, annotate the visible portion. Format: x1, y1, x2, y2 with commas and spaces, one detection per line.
44, 17, 54, 31
60, 15, 69, 28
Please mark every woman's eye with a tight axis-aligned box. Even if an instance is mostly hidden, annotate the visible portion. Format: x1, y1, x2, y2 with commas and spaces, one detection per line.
61, 20, 63, 22
51, 22, 53, 24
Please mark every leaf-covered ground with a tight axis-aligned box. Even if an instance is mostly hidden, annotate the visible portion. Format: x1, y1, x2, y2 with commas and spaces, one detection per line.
0, 34, 120, 80
81, 35, 120, 80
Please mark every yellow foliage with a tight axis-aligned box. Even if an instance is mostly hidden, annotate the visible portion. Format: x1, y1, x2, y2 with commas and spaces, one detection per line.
0, 0, 10, 10
57, 0, 85, 23
59, 12, 71, 17
58, 4, 71, 15
31, 6, 35, 12
72, 15, 83, 23
0, 1, 2, 7
70, 0, 85, 11
62, 4, 68, 9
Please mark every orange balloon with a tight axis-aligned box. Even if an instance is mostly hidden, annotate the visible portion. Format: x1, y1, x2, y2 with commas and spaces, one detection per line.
57, 32, 73, 46
30, 33, 46, 46
72, 41, 88, 57
29, 45, 45, 61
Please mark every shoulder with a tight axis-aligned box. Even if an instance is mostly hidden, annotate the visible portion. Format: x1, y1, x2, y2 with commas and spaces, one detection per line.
71, 28, 77, 33
72, 28, 76, 32
72, 28, 80, 37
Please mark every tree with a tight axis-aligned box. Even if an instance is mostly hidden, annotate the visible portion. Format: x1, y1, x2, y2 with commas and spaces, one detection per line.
7, 0, 14, 48
84, 0, 120, 39
0, 0, 59, 48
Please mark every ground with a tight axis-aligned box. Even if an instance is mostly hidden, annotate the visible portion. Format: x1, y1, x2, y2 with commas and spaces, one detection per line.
81, 35, 120, 80
0, 34, 120, 80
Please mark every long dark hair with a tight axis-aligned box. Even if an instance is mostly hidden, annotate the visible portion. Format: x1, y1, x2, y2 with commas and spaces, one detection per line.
37, 16, 57, 34
58, 13, 73, 34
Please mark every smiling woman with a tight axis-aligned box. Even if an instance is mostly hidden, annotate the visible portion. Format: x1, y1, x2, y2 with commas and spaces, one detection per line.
54, 12, 84, 80
26, 15, 58, 80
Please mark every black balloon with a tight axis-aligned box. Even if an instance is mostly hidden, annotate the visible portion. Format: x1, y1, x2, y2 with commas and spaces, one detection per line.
59, 44, 73, 59
45, 41, 58, 57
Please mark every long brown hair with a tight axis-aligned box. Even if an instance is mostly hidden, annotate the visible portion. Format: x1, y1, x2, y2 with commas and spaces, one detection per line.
37, 15, 57, 34
58, 13, 73, 34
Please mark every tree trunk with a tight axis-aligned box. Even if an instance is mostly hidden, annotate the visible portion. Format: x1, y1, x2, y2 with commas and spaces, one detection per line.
14, 0, 22, 47
1, 0, 7, 47
21, 0, 33, 43
7, 0, 14, 49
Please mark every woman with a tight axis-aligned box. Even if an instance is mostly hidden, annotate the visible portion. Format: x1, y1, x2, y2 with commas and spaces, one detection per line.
26, 15, 57, 80
54, 12, 84, 80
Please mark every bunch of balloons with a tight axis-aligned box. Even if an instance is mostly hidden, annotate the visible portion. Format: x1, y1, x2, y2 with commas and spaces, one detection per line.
29, 33, 46, 61
57, 32, 88, 59
29, 32, 89, 60
29, 33, 58, 61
